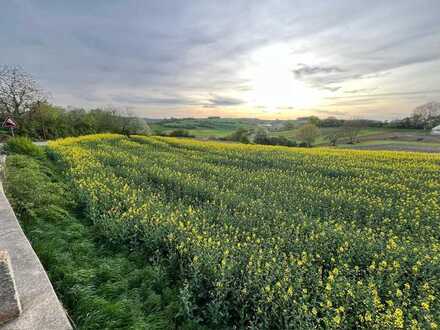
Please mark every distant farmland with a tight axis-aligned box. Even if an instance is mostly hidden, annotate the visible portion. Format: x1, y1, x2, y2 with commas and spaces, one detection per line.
148, 117, 258, 137
147, 117, 440, 152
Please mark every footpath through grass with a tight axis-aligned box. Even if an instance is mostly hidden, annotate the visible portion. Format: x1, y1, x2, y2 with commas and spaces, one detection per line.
4, 149, 202, 329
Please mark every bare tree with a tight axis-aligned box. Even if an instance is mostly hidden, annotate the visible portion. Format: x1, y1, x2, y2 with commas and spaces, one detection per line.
342, 119, 365, 144
412, 102, 440, 129
0, 65, 46, 117
296, 123, 320, 147
325, 129, 345, 146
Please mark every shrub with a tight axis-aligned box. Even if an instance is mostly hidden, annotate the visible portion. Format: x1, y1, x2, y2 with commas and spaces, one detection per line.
240, 135, 250, 144
167, 129, 194, 138
268, 136, 297, 147
4, 137, 44, 157
154, 130, 166, 136
226, 127, 250, 142
254, 133, 297, 147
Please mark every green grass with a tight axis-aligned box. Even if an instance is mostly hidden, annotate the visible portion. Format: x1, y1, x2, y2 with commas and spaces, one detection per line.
272, 127, 339, 144
187, 129, 232, 137
149, 118, 258, 138
150, 118, 431, 144
273, 127, 431, 146
151, 124, 235, 138
4, 152, 203, 329
274, 127, 419, 137
4, 136, 44, 157
334, 139, 440, 153
342, 140, 440, 147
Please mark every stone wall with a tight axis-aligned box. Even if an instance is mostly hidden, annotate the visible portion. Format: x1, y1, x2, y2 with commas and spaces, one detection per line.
0, 156, 72, 329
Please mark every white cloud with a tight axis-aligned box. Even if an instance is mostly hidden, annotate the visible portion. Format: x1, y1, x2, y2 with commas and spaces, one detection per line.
0, 0, 439, 119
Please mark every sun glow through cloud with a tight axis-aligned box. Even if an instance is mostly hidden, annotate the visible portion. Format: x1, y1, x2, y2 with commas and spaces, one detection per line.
2, 1, 440, 119
241, 43, 327, 113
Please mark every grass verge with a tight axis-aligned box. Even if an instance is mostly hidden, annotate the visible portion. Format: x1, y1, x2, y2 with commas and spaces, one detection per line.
4, 152, 201, 329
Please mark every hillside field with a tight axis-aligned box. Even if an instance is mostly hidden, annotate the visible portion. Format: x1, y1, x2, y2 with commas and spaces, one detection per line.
147, 118, 440, 152
148, 117, 259, 137
32, 134, 439, 329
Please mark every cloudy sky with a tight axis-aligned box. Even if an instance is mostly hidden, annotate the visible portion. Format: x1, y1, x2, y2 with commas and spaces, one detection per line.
1, 0, 440, 120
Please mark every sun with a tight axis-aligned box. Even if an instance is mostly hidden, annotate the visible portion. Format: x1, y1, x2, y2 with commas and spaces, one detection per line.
241, 43, 325, 112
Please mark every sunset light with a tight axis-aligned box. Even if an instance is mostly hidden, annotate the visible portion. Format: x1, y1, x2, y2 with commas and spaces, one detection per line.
243, 43, 326, 112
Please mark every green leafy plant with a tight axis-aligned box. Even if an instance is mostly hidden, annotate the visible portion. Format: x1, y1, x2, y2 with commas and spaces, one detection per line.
4, 137, 44, 157
4, 153, 197, 329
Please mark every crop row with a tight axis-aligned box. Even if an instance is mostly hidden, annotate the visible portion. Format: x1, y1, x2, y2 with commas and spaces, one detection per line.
48, 134, 440, 329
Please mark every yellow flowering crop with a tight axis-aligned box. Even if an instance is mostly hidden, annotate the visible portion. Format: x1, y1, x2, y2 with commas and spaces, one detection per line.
48, 134, 440, 329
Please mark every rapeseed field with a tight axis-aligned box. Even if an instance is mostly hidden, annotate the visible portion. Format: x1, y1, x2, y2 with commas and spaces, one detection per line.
48, 134, 440, 329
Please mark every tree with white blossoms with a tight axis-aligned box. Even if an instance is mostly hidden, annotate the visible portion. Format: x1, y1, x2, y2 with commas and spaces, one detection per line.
0, 65, 47, 117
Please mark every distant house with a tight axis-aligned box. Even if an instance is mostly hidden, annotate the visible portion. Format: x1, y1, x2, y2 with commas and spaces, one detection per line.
432, 125, 440, 135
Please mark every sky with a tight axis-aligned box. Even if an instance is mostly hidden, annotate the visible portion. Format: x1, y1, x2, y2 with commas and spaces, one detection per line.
1, 0, 440, 120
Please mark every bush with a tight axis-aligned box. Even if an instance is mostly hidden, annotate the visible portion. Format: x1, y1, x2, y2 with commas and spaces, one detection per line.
154, 130, 166, 136
167, 129, 194, 138
226, 128, 250, 142
267, 136, 297, 147
254, 133, 297, 147
4, 137, 44, 157
240, 135, 250, 144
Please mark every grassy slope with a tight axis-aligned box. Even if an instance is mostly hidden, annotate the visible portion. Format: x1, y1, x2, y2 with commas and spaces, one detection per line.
150, 118, 436, 147
4, 153, 202, 330
149, 118, 257, 137
339, 140, 440, 147
273, 127, 427, 143
272, 127, 440, 151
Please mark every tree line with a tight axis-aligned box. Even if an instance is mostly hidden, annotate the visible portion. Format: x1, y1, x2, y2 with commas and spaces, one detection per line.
1, 65, 438, 143
225, 119, 371, 148
0, 66, 150, 140
292, 104, 440, 130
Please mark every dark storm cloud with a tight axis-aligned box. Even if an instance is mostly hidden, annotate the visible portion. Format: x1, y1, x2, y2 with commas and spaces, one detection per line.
0, 0, 439, 118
